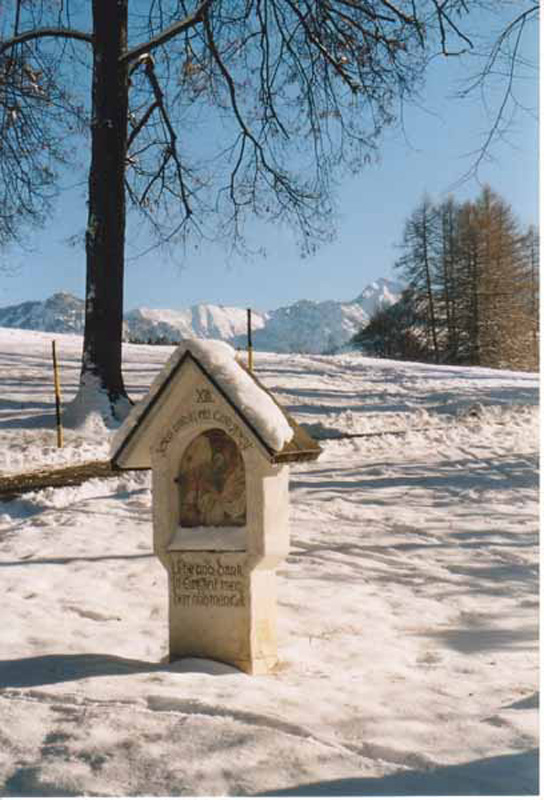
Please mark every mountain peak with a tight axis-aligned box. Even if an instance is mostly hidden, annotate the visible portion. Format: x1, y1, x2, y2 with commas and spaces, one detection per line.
0, 279, 402, 353
354, 277, 403, 302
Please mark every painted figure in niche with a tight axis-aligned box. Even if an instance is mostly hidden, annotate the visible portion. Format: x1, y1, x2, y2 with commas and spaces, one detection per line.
178, 428, 246, 527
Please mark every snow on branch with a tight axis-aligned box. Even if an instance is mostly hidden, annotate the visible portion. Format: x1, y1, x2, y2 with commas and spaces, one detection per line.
0, 28, 93, 57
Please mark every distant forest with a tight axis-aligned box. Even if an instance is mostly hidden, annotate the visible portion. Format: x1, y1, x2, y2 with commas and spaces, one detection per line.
353, 187, 539, 371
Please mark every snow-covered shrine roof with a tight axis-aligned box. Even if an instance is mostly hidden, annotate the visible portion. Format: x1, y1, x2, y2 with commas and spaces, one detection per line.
111, 339, 321, 469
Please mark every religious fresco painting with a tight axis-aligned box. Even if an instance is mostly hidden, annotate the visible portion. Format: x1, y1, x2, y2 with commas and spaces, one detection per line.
178, 429, 246, 527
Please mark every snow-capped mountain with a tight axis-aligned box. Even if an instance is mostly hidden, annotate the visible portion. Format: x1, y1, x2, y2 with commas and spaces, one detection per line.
124, 304, 268, 344
235, 278, 403, 354
0, 292, 85, 334
0, 278, 402, 354
231, 299, 369, 354
354, 278, 404, 314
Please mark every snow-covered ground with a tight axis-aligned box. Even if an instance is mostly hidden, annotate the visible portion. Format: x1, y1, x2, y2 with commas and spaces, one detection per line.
0, 328, 539, 796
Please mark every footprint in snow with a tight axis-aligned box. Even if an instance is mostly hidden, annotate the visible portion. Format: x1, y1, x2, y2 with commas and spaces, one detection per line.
64, 604, 121, 622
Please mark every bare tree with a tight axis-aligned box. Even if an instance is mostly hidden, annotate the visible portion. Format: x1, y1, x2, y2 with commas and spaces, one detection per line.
394, 197, 441, 362
453, 187, 535, 370
522, 225, 540, 369
0, 1, 523, 420
0, 7, 86, 251
432, 197, 461, 361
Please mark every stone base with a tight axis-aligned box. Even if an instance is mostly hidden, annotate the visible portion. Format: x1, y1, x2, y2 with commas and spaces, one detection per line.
166, 551, 279, 675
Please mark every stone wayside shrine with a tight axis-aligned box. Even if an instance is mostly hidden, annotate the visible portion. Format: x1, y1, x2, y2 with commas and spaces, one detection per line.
111, 340, 321, 674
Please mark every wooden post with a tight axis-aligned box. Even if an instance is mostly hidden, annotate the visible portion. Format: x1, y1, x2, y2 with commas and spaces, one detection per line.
247, 308, 254, 372
52, 340, 64, 448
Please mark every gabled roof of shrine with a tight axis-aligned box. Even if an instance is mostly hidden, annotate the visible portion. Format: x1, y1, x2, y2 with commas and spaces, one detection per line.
111, 341, 321, 469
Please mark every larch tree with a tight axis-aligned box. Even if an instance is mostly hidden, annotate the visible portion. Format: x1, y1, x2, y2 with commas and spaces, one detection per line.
435, 197, 461, 361
0, 1, 537, 421
453, 199, 481, 364
373, 188, 539, 369
523, 225, 540, 369
460, 188, 536, 370
394, 197, 441, 362
454, 187, 535, 370
471, 188, 515, 368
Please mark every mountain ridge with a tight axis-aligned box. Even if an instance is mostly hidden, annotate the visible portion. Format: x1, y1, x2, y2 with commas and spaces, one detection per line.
0, 278, 402, 354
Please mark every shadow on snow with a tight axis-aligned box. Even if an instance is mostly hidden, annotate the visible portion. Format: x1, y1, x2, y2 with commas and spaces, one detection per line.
259, 748, 539, 796
0, 652, 239, 690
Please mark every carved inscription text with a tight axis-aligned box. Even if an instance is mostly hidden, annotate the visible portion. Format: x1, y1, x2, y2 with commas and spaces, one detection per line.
196, 388, 214, 404
170, 555, 246, 608
156, 407, 254, 455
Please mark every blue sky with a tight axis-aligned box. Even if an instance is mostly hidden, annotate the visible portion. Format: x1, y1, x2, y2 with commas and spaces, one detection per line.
0, 7, 538, 312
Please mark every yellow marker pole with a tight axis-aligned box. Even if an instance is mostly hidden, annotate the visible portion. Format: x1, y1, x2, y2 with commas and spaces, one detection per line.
247, 308, 253, 372
52, 340, 64, 448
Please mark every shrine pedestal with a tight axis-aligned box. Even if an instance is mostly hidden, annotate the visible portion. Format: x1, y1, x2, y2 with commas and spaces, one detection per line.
166, 551, 278, 674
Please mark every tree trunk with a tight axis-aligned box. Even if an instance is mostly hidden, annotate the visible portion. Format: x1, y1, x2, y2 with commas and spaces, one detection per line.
439, 201, 459, 361
420, 205, 440, 363
81, 0, 129, 413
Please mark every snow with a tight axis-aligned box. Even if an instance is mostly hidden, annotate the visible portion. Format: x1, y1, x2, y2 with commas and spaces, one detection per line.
0, 326, 539, 796
124, 303, 268, 345
63, 371, 133, 431
113, 338, 294, 455
169, 526, 246, 551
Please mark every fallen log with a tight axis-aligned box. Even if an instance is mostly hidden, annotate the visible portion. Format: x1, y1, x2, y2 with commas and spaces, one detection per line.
0, 460, 136, 499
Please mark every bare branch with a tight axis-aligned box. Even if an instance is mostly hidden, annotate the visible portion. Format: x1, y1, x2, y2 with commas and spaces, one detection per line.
378, 0, 417, 26
126, 100, 159, 150
0, 28, 92, 57
465, 19, 526, 180
452, 4, 538, 185
122, 0, 213, 64
431, 0, 473, 56
130, 55, 193, 219
282, 0, 361, 94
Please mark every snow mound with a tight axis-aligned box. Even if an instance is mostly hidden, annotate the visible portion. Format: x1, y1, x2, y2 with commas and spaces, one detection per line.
63, 373, 132, 432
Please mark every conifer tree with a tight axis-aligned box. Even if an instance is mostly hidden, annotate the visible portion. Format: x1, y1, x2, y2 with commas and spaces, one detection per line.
435, 197, 461, 361
394, 198, 441, 362
363, 187, 539, 370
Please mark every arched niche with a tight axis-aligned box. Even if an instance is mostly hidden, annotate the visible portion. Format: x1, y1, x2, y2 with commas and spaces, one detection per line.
177, 428, 246, 528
